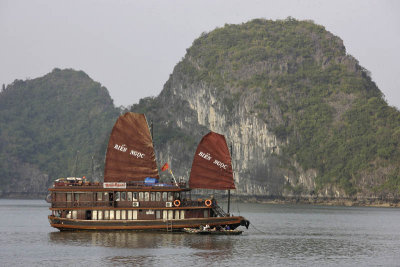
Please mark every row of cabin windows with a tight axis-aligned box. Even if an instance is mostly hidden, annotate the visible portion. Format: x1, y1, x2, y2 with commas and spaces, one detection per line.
64, 209, 208, 220
65, 192, 181, 202
90, 210, 189, 220
113, 192, 180, 202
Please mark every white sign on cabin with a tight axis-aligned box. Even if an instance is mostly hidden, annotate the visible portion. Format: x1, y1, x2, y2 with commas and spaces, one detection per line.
103, 182, 127, 189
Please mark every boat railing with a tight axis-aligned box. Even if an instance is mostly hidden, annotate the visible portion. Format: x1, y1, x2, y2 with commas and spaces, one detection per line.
52, 201, 113, 208
53, 181, 188, 189
51, 199, 211, 209
54, 181, 100, 187
181, 199, 209, 207
122, 201, 166, 208
125, 181, 188, 188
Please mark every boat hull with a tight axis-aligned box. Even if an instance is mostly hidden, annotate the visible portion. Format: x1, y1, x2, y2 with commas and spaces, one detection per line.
184, 228, 243, 235
48, 215, 248, 231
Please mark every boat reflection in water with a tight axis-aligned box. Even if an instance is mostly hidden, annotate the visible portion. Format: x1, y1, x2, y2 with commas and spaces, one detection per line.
49, 231, 235, 249
48, 230, 236, 264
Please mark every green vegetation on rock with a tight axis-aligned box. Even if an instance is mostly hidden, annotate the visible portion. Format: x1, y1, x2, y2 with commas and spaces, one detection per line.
162, 18, 400, 196
0, 69, 119, 193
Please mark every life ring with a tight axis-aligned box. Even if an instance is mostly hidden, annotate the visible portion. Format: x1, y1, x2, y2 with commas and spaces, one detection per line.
174, 199, 181, 207
205, 199, 212, 207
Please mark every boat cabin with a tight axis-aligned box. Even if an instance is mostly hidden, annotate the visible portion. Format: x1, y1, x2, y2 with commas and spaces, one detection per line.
49, 178, 215, 222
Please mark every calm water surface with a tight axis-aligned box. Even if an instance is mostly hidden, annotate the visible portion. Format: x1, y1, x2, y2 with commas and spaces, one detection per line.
1, 199, 400, 266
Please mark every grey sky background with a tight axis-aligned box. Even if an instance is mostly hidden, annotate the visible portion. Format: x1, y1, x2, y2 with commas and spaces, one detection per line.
1, 0, 399, 108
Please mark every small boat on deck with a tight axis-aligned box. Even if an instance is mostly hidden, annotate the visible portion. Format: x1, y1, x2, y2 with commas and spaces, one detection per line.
48, 112, 249, 231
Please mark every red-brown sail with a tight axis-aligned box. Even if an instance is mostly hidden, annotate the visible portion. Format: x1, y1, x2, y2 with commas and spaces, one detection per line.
189, 131, 235, 190
104, 112, 159, 182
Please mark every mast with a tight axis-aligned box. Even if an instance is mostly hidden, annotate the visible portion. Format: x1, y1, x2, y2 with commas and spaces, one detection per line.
150, 120, 153, 139
73, 150, 79, 178
90, 155, 94, 180
228, 143, 232, 215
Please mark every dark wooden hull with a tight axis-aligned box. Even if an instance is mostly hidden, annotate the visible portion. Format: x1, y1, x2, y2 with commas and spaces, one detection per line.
48, 215, 247, 231
184, 229, 243, 235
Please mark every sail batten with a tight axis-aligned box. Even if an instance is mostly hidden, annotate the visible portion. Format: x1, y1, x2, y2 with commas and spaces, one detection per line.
104, 112, 159, 182
189, 131, 235, 190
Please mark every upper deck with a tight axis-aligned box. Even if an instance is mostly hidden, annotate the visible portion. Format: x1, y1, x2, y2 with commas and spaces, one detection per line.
48, 177, 216, 217
49, 177, 190, 192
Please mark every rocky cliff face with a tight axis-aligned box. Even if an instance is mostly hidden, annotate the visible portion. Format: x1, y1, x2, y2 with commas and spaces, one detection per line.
157, 79, 285, 196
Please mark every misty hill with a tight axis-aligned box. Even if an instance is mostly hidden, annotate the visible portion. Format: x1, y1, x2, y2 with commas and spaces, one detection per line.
0, 69, 119, 197
132, 18, 400, 199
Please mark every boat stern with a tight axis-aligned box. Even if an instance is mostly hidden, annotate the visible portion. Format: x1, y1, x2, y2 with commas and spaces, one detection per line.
240, 217, 250, 229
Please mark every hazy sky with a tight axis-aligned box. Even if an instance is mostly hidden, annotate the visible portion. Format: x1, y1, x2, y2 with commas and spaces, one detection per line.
1, 0, 399, 108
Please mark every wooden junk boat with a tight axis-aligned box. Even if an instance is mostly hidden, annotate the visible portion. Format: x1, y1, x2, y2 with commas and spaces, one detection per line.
48, 112, 250, 231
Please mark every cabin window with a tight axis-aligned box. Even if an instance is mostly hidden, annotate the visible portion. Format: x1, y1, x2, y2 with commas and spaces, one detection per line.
66, 211, 72, 219
66, 193, 72, 202
103, 192, 108, 200
132, 210, 138, 220
97, 192, 102, 201
128, 210, 133, 220
116, 210, 121, 220
74, 193, 80, 201
121, 192, 126, 201
115, 192, 121, 201
139, 192, 144, 201
175, 210, 180, 220
180, 210, 185, 219
144, 192, 149, 201
53, 210, 61, 217
168, 192, 173, 201
121, 210, 126, 220
162, 192, 167, 201
150, 192, 155, 201
156, 210, 161, 219
156, 192, 161, 201
163, 210, 167, 219
98, 210, 103, 220
127, 192, 132, 201
72, 210, 78, 219
92, 210, 97, 220
133, 192, 138, 201
168, 210, 173, 220
174, 192, 180, 200
110, 210, 115, 220
204, 210, 209, 218
104, 210, 110, 220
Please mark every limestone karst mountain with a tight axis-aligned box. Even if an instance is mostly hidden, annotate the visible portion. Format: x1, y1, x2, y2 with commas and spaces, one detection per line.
1, 18, 399, 200
131, 18, 400, 199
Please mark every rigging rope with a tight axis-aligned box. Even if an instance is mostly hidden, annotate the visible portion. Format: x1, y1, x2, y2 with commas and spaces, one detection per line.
236, 197, 240, 216
250, 223, 268, 235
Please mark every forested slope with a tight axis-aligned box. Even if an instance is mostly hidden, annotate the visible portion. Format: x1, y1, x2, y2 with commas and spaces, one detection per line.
0, 69, 119, 197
